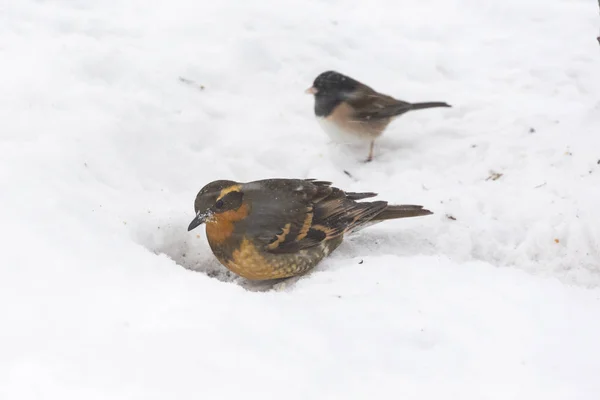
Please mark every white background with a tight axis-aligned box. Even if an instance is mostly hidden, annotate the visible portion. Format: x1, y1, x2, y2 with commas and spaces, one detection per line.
1, 0, 600, 398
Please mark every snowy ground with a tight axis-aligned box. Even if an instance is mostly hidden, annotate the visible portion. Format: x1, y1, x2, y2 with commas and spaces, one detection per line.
2, 0, 600, 398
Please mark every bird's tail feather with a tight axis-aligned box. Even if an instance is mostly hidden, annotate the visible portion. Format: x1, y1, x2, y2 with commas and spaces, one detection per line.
409, 102, 451, 111
374, 205, 433, 221
344, 204, 432, 235
372, 101, 451, 119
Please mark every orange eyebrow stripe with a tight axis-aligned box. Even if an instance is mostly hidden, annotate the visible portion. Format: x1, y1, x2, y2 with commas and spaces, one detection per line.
217, 184, 242, 201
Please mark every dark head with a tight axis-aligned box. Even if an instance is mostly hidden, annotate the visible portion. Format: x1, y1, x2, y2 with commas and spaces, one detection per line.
305, 71, 361, 117
306, 71, 360, 97
187, 180, 245, 231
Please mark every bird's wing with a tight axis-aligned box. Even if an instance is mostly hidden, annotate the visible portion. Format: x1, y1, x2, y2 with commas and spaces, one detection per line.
246, 179, 387, 254
344, 85, 412, 120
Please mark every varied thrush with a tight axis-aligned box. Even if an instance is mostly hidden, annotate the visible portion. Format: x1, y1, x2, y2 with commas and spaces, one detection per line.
187, 178, 433, 281
306, 71, 451, 162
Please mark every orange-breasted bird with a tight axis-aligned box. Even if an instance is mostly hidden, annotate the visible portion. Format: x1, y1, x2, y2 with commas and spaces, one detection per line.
187, 178, 433, 281
306, 71, 451, 162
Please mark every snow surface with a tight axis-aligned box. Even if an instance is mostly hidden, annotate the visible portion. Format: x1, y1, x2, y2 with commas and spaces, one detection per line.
2, 0, 600, 398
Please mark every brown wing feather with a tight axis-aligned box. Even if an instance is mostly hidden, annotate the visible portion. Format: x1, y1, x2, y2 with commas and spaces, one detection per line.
342, 84, 411, 121
345, 85, 450, 120
263, 181, 388, 254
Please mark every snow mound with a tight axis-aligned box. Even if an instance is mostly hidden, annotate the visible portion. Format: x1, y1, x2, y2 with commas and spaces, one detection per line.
1, 0, 600, 398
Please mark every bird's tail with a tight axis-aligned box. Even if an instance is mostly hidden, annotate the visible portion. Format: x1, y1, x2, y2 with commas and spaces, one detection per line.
344, 204, 432, 235
373, 101, 451, 119
374, 204, 433, 221
409, 102, 451, 111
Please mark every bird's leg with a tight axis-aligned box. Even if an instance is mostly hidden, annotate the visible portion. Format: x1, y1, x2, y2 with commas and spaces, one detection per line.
365, 140, 375, 162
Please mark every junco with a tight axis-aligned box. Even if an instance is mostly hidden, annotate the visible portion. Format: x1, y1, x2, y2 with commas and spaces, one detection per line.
306, 70, 451, 161
187, 178, 433, 281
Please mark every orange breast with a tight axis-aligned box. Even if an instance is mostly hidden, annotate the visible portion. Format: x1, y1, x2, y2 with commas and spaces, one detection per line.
225, 238, 294, 280
204, 203, 335, 281
205, 203, 249, 245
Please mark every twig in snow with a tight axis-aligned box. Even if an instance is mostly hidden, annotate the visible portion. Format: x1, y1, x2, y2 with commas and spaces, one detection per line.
178, 76, 205, 91
343, 170, 359, 182
485, 170, 503, 181
534, 182, 547, 189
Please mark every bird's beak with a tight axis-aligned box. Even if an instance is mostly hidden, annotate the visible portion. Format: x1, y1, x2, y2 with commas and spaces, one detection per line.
187, 210, 210, 231
305, 86, 318, 94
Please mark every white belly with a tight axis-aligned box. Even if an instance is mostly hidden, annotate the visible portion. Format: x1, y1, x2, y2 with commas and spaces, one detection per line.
316, 117, 371, 145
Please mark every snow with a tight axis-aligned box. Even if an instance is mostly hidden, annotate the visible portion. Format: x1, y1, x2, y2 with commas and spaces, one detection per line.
1, 0, 600, 398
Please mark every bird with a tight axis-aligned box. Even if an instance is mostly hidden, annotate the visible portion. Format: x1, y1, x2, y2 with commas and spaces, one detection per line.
187, 178, 433, 281
305, 70, 451, 162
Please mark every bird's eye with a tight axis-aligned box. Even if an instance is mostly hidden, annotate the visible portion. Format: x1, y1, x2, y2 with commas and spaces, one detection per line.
215, 199, 224, 209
